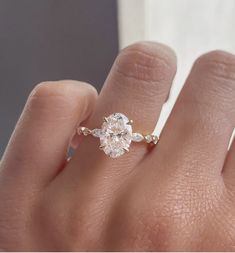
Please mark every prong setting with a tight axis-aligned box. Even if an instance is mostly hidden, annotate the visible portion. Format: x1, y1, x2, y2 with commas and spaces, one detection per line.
78, 127, 91, 136
103, 117, 108, 123
78, 113, 159, 158
123, 147, 129, 152
99, 145, 105, 150
127, 119, 133, 125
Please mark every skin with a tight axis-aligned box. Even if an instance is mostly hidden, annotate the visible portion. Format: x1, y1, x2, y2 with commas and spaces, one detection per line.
0, 41, 235, 251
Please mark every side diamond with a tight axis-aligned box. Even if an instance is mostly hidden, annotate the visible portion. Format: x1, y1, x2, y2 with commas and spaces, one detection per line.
91, 128, 103, 138
145, 134, 153, 143
132, 133, 144, 142
78, 127, 91, 136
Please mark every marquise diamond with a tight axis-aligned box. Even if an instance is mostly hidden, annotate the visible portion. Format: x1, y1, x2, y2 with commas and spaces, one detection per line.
132, 133, 144, 142
91, 128, 103, 138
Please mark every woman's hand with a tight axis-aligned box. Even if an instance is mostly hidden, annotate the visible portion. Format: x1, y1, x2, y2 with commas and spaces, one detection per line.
0, 42, 235, 251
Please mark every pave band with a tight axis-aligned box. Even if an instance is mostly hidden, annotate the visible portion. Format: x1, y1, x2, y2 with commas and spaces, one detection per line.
78, 113, 159, 158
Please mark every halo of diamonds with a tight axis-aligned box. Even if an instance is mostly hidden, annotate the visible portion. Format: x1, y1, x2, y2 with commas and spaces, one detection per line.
78, 113, 158, 158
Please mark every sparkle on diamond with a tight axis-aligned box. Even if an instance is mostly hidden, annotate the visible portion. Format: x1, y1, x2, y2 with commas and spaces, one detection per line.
100, 113, 132, 158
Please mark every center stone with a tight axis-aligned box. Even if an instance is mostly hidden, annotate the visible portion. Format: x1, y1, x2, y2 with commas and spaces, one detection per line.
100, 113, 132, 158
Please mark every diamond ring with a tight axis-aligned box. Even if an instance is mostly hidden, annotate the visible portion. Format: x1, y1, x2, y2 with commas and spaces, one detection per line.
78, 113, 159, 158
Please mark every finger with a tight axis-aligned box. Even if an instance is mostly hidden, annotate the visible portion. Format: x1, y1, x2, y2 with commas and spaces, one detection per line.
64, 42, 176, 184
149, 51, 235, 177
0, 80, 97, 188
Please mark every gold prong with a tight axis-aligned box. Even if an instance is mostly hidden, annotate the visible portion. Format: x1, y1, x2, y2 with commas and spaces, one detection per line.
99, 145, 105, 150
123, 147, 129, 152
152, 135, 159, 144
127, 120, 133, 125
103, 117, 108, 123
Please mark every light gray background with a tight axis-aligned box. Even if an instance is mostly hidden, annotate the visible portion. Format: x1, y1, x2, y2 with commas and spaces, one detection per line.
0, 0, 118, 156
119, 0, 235, 139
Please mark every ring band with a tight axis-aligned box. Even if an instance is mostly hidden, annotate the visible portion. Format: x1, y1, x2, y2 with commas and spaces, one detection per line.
78, 113, 159, 158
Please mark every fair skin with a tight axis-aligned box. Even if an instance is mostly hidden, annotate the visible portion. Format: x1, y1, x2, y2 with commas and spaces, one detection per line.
0, 41, 235, 251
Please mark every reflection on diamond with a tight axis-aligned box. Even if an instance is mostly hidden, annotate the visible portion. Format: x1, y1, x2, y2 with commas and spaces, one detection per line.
99, 113, 132, 158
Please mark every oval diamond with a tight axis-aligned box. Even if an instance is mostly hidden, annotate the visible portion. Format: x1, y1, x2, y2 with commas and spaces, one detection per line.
99, 113, 132, 158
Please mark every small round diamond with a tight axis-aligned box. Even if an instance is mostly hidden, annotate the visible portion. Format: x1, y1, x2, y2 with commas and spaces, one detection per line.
78, 127, 91, 136
145, 135, 153, 143
99, 113, 132, 158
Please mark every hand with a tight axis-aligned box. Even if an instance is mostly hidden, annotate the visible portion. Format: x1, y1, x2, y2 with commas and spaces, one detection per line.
0, 42, 235, 251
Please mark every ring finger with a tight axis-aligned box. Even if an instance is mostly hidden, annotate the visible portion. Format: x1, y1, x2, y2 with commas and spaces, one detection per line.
62, 42, 177, 184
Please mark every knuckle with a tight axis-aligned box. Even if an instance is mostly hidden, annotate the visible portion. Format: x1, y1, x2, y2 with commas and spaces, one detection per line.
32, 81, 57, 96
29, 81, 68, 105
190, 50, 235, 119
115, 41, 176, 83
23, 80, 97, 125
31, 81, 72, 99
195, 50, 235, 85
29, 80, 97, 106
24, 81, 78, 122
27, 82, 70, 115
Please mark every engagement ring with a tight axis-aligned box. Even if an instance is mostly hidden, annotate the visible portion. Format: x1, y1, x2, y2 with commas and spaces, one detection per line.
78, 113, 158, 158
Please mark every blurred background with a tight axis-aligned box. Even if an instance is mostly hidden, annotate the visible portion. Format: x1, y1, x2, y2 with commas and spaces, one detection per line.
0, 0, 118, 155
1, 0, 235, 156
119, 0, 235, 134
